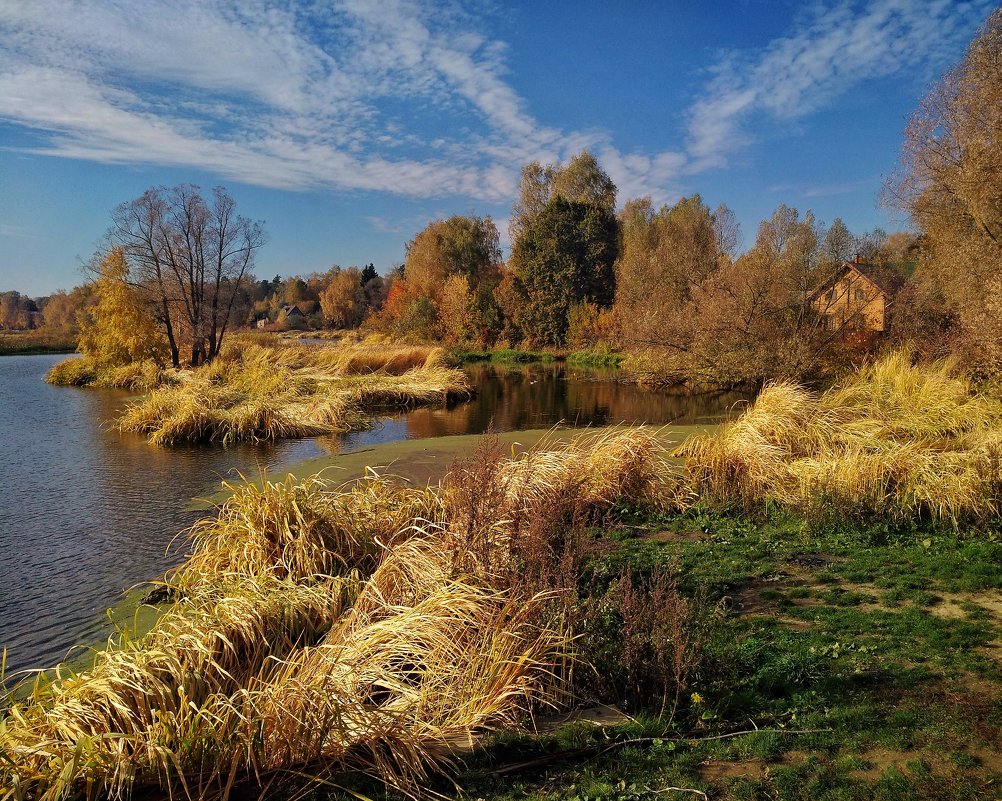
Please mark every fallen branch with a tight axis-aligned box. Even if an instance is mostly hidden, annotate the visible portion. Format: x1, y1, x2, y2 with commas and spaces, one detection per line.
645, 788, 708, 799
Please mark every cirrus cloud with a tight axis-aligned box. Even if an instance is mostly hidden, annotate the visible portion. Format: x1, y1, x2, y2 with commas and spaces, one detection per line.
0, 0, 992, 209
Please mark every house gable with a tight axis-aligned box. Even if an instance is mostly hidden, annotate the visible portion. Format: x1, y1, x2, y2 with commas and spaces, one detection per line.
812, 259, 889, 333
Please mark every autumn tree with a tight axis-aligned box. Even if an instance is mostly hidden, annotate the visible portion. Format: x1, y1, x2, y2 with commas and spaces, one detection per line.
110, 185, 266, 367
685, 205, 827, 383
438, 274, 475, 343
0, 291, 38, 330
39, 287, 90, 332
821, 217, 854, 269
319, 267, 365, 328
404, 215, 501, 298
887, 8, 1002, 369
363, 272, 389, 314
510, 151, 617, 244
77, 247, 168, 367
394, 215, 502, 343
614, 195, 733, 347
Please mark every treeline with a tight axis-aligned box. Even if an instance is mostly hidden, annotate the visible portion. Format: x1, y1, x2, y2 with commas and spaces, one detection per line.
364, 10, 1002, 385
0, 288, 90, 332
357, 153, 917, 386
0, 170, 920, 387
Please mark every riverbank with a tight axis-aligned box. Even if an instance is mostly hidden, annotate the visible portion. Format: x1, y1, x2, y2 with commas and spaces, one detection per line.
0, 330, 77, 355
0, 428, 681, 799
7, 436, 1001, 801
6, 351, 999, 800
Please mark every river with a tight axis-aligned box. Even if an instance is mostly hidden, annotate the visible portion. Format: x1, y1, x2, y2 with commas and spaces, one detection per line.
0, 354, 749, 679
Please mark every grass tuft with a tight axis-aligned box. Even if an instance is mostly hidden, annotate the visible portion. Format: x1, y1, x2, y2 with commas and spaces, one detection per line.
677, 350, 1002, 525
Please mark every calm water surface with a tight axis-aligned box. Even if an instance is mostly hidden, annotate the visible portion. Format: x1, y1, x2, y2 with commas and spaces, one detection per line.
0, 355, 749, 678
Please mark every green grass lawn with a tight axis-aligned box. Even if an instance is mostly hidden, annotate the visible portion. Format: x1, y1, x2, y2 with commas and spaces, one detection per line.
439, 508, 1002, 801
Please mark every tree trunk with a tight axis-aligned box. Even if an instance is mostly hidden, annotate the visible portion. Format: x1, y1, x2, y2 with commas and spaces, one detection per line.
161, 299, 180, 369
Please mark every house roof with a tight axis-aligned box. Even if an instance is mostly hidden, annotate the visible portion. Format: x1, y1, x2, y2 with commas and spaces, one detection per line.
810, 259, 891, 301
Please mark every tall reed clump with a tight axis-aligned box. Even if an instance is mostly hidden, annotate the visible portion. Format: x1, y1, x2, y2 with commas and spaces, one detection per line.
677, 350, 1002, 525
0, 428, 698, 800
442, 428, 680, 584
117, 341, 471, 446
1, 433, 654, 800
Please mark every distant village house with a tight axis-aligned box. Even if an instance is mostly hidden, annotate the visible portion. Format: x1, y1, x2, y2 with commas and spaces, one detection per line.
812, 256, 890, 334
254, 304, 306, 330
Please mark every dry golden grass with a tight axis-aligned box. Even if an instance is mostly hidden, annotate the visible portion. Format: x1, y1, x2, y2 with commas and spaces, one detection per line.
497, 427, 679, 517
116, 340, 470, 446
0, 429, 671, 801
677, 350, 1002, 524
176, 473, 441, 589
45, 357, 173, 391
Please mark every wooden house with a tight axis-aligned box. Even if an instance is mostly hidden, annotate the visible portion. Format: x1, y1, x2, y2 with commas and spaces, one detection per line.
812, 256, 889, 333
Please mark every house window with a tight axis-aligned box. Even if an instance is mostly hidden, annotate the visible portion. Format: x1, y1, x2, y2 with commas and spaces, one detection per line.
824, 315, 837, 332
854, 287, 866, 301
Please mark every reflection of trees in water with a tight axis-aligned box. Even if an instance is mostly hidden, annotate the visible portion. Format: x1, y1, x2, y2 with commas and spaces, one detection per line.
404, 364, 752, 439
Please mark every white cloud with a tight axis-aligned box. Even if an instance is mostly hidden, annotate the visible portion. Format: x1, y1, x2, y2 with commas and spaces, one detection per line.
0, 222, 37, 238
685, 0, 994, 170
0, 0, 992, 211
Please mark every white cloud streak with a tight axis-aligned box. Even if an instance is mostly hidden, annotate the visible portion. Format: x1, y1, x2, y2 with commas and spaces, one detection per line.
0, 0, 992, 209
685, 0, 993, 171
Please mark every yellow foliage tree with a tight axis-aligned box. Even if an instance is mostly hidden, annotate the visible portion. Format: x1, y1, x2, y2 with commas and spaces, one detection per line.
78, 247, 168, 367
438, 274, 474, 343
319, 268, 365, 329
888, 9, 1002, 369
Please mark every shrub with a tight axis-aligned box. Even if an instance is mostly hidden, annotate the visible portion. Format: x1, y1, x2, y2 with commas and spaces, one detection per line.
44, 357, 98, 386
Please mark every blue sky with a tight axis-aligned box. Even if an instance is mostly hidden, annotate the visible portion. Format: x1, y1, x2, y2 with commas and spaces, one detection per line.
0, 0, 993, 296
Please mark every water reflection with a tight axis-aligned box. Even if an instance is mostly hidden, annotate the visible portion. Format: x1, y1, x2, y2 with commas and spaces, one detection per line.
337, 363, 751, 447
0, 355, 329, 678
